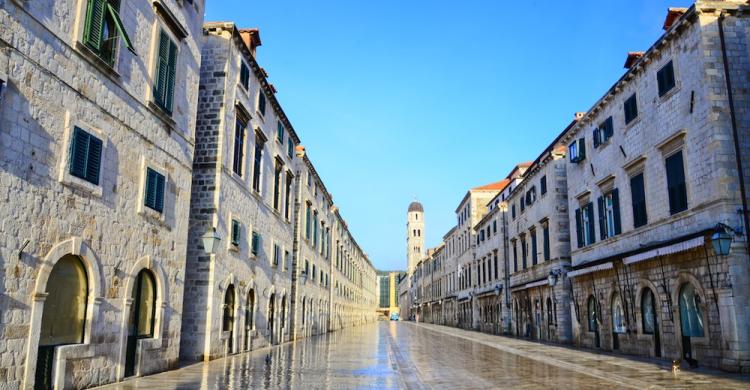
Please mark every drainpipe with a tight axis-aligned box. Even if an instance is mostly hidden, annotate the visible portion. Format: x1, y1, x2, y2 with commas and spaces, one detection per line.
718, 11, 750, 255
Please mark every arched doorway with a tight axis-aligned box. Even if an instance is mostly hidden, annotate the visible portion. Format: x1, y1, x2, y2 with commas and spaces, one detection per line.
546, 297, 554, 340
641, 288, 660, 357
679, 283, 704, 364
223, 285, 236, 354
125, 269, 156, 377
587, 295, 600, 348
268, 294, 276, 344
611, 294, 625, 351
245, 289, 255, 351
36, 255, 88, 390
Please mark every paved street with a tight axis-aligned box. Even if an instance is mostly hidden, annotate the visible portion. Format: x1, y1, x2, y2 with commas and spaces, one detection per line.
100, 321, 750, 389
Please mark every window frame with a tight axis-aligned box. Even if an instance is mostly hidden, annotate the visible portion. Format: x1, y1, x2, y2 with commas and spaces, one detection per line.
144, 167, 166, 213
151, 27, 179, 115
623, 93, 638, 125
657, 60, 676, 97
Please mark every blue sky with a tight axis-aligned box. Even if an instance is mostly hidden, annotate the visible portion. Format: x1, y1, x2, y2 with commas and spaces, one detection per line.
206, 0, 692, 271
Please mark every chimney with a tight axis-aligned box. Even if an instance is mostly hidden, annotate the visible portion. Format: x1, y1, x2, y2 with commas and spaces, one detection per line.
663, 7, 688, 31
239, 28, 262, 57
624, 52, 645, 69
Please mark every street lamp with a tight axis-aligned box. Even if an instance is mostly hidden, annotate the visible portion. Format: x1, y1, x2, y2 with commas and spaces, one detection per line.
548, 269, 562, 286
494, 284, 502, 296
711, 223, 734, 257
201, 226, 221, 255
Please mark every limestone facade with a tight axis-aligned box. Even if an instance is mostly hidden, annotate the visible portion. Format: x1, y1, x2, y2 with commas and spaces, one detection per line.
180, 22, 377, 365
0, 0, 204, 388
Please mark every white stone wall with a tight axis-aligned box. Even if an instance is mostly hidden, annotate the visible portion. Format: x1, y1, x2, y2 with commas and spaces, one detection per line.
0, 0, 203, 388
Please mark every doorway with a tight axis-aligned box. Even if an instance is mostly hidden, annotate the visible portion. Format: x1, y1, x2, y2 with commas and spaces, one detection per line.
124, 270, 156, 377
642, 288, 661, 357
223, 285, 236, 354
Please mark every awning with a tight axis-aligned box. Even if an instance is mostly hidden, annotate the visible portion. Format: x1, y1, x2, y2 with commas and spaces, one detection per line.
568, 262, 613, 278
623, 236, 705, 265
511, 279, 549, 292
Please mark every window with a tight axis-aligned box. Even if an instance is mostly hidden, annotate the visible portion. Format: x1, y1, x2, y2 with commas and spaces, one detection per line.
305, 202, 312, 240
132, 270, 156, 338
313, 212, 319, 248
304, 259, 309, 275
82, 0, 134, 66
493, 251, 498, 280
526, 187, 536, 206
569, 138, 586, 163
273, 244, 281, 267
231, 219, 241, 247
540, 175, 547, 195
511, 204, 516, 219
153, 30, 178, 114
493, 220, 497, 234
642, 288, 657, 335
287, 138, 294, 158
273, 160, 282, 211
257, 90, 266, 116
666, 150, 688, 214
679, 283, 704, 337
284, 172, 293, 220
630, 173, 647, 228
239, 61, 250, 90
542, 222, 550, 261
144, 168, 166, 213
69, 127, 103, 185
624, 94, 638, 124
232, 117, 245, 176
594, 117, 614, 147
252, 132, 265, 193
284, 250, 290, 270
612, 294, 626, 334
597, 189, 622, 240
575, 202, 595, 248
520, 198, 525, 213
587, 296, 598, 332
657, 60, 676, 97
530, 228, 538, 265
251, 231, 260, 256
277, 121, 284, 142
520, 235, 527, 269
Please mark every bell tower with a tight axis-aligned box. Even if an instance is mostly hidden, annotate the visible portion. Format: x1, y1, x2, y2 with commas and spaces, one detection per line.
406, 201, 425, 276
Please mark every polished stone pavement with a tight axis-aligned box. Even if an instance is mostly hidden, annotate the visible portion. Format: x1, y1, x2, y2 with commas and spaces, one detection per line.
99, 321, 750, 389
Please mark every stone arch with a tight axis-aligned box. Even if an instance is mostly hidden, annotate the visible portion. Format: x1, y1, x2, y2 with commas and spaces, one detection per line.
116, 256, 168, 380
672, 271, 711, 352
24, 237, 105, 389
635, 278, 664, 334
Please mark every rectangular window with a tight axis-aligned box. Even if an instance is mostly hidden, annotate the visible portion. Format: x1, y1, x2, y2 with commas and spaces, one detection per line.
543, 223, 550, 261
144, 168, 165, 213
520, 198, 525, 213
624, 94, 638, 124
231, 220, 241, 247
273, 244, 281, 266
257, 90, 266, 116
493, 220, 497, 234
313, 212, 319, 248
666, 150, 688, 214
232, 118, 245, 176
252, 133, 265, 193
511, 204, 516, 219
569, 138, 586, 163
284, 172, 293, 220
630, 173, 648, 228
598, 190, 622, 239
287, 138, 294, 158
657, 60, 676, 97
530, 229, 538, 265
304, 259, 309, 275
305, 202, 312, 240
277, 121, 284, 142
239, 61, 250, 90
540, 175, 547, 195
595, 117, 614, 147
284, 250, 291, 270
493, 252, 498, 280
83, 0, 133, 66
153, 30, 178, 114
273, 161, 282, 211
520, 235, 527, 269
69, 127, 103, 185
251, 231, 260, 256
575, 203, 596, 248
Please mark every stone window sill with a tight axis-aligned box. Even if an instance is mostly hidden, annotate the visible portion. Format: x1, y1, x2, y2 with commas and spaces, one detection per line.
75, 42, 121, 82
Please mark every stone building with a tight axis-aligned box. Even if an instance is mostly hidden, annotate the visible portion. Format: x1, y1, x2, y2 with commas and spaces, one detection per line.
506, 123, 577, 344
181, 22, 377, 364
0, 0, 204, 388
377, 270, 405, 318
561, 2, 750, 372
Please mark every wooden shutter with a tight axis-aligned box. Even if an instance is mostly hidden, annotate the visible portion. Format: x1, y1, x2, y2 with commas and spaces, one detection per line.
232, 221, 240, 245
666, 151, 687, 214
106, 2, 135, 53
154, 31, 170, 108
83, 0, 106, 51
586, 203, 596, 244
69, 127, 89, 179
575, 208, 583, 248
145, 169, 157, 209
165, 39, 177, 112
597, 196, 606, 240
593, 128, 601, 148
86, 136, 102, 185
612, 188, 622, 234
578, 138, 586, 160
604, 117, 614, 139
155, 172, 165, 212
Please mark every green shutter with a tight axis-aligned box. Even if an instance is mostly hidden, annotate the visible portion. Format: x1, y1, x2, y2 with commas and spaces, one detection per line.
145, 168, 165, 213
83, 0, 106, 51
165, 39, 177, 112
597, 196, 606, 240
612, 188, 622, 235
86, 136, 102, 185
154, 31, 170, 109
575, 208, 583, 248
106, 3, 135, 54
70, 127, 89, 179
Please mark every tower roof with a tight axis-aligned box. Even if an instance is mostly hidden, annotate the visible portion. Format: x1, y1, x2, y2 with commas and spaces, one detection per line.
408, 201, 424, 213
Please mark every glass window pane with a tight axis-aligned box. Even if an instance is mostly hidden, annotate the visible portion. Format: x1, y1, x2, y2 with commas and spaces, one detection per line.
642, 289, 655, 334
679, 283, 704, 337
135, 271, 156, 337
612, 295, 626, 333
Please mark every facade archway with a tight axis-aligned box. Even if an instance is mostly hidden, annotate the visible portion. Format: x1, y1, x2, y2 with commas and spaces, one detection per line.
587, 295, 600, 348
245, 288, 255, 351
124, 269, 156, 377
640, 287, 661, 357
678, 282, 705, 363
223, 285, 236, 354
268, 293, 276, 344
611, 294, 625, 351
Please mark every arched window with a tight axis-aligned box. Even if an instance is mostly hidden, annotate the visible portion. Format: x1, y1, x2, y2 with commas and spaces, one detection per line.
132, 270, 157, 338
40, 255, 89, 346
246, 289, 255, 331
642, 288, 656, 334
223, 285, 235, 332
679, 283, 704, 337
612, 294, 626, 334
587, 296, 598, 332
